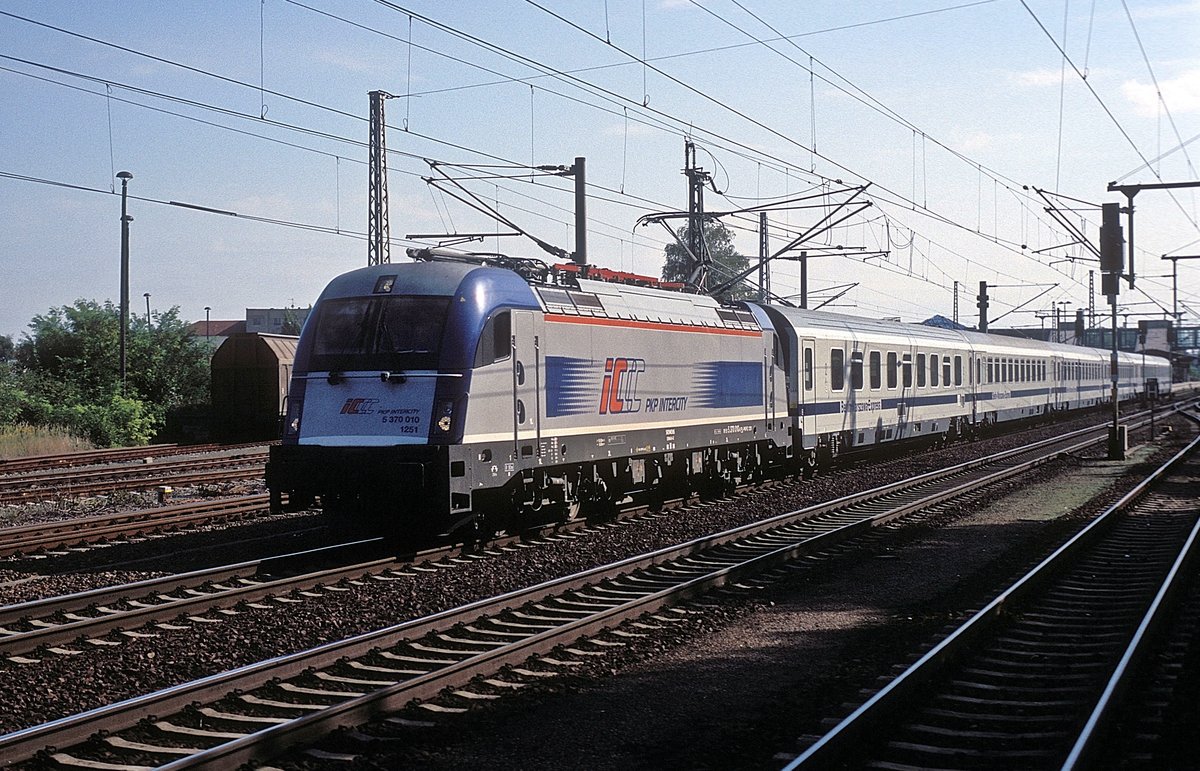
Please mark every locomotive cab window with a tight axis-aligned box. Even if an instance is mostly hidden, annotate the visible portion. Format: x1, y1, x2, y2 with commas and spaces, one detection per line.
831, 348, 845, 391
474, 311, 512, 367
310, 295, 450, 371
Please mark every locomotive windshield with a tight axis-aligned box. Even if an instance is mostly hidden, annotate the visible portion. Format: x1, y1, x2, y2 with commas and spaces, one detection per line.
309, 295, 450, 371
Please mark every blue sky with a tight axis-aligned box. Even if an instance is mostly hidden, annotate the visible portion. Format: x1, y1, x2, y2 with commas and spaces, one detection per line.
2, 0, 1198, 339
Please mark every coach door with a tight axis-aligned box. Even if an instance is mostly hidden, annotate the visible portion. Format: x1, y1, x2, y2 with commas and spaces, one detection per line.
765, 330, 777, 423
1051, 356, 1064, 410
799, 337, 817, 446
511, 310, 542, 456
969, 353, 978, 425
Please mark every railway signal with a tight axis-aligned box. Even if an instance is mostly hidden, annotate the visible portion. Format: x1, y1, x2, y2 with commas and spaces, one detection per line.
977, 281, 988, 332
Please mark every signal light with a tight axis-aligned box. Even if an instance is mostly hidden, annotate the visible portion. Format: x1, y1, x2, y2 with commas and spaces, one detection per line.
977, 281, 989, 333
1099, 202, 1124, 276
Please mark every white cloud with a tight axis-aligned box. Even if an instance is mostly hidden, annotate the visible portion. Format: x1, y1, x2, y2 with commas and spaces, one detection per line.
1122, 69, 1200, 116
1013, 68, 1066, 88
955, 130, 999, 153
315, 48, 396, 77
1131, 1, 1200, 20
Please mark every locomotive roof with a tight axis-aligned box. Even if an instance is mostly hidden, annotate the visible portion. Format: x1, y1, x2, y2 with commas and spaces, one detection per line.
534, 276, 762, 331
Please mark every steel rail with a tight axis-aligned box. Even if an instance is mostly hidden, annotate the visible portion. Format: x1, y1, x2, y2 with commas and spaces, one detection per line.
0, 466, 266, 506
0, 539, 397, 659
1062, 412, 1200, 771
0, 452, 268, 503
0, 442, 269, 476
0, 495, 272, 558
1, 405, 1177, 768
784, 415, 1200, 770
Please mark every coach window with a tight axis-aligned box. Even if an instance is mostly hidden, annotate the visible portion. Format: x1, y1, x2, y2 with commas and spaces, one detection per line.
886, 352, 898, 389
869, 351, 882, 389
851, 352, 864, 390
986, 358, 993, 383
803, 347, 814, 391
902, 355, 913, 388
943, 356, 952, 387
930, 354, 940, 387
954, 355, 963, 386
917, 353, 926, 387
473, 311, 512, 366
831, 348, 845, 391
976, 358, 982, 385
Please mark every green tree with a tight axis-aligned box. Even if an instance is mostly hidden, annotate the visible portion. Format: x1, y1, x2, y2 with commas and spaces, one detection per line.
5, 299, 211, 446
280, 305, 303, 336
0, 335, 13, 362
661, 218, 754, 300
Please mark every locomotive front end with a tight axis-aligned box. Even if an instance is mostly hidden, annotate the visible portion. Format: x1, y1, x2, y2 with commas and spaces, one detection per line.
266, 260, 537, 536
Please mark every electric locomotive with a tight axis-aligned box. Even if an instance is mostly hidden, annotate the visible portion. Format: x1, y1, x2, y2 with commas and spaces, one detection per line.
266, 249, 790, 536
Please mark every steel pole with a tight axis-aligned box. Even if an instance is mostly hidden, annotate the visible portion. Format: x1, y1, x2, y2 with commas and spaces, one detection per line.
1110, 292, 1122, 459
117, 171, 133, 389
573, 156, 587, 267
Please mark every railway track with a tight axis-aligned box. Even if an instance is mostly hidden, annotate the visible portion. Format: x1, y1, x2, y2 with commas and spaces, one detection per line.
0, 442, 268, 477
0, 403, 1185, 768
784, 414, 1200, 770
0, 408, 1172, 665
0, 495, 274, 558
0, 450, 267, 505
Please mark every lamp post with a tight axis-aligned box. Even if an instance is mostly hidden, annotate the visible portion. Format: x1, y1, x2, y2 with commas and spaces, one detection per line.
117, 171, 133, 388
204, 306, 211, 348
143, 292, 151, 327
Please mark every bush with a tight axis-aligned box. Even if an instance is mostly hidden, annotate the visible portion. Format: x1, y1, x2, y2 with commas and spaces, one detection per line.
1, 299, 211, 447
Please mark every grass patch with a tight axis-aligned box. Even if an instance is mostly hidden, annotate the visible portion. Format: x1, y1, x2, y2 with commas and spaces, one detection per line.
0, 423, 93, 459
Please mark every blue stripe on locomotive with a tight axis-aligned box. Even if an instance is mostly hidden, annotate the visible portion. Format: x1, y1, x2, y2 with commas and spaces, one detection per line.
693, 361, 763, 408
546, 356, 595, 417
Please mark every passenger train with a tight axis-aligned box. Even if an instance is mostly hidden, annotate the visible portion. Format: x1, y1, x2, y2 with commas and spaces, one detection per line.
266, 249, 1172, 536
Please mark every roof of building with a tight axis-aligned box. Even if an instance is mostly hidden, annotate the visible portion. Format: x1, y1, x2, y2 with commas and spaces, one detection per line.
187, 320, 245, 337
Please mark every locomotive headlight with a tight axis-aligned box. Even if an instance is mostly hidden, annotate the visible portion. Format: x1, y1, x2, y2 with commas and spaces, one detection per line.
435, 399, 455, 433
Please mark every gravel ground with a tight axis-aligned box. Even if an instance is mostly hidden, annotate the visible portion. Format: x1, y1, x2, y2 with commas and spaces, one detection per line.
0, 409, 1170, 739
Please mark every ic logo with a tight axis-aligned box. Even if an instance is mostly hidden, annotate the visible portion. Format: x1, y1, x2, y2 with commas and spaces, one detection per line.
340, 398, 379, 415
599, 357, 645, 414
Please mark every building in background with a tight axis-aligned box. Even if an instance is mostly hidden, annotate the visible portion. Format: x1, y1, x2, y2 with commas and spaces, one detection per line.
246, 307, 311, 335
